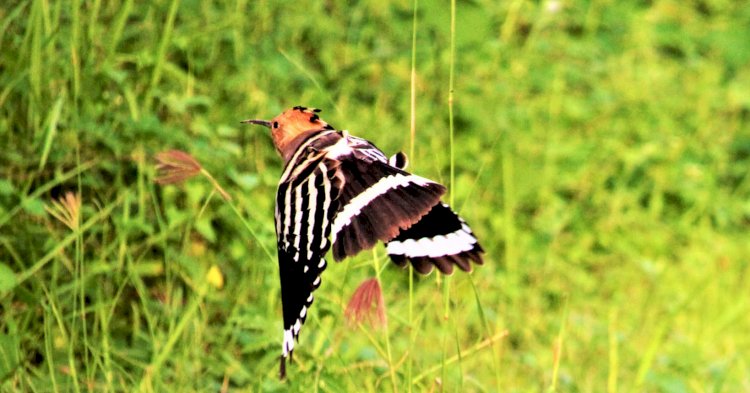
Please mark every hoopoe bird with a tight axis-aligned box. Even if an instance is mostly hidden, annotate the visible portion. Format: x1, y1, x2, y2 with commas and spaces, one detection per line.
243, 106, 484, 378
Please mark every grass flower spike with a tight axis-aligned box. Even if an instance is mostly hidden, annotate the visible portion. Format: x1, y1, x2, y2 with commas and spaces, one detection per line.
45, 192, 81, 230
154, 150, 202, 185
345, 277, 387, 328
155, 150, 231, 201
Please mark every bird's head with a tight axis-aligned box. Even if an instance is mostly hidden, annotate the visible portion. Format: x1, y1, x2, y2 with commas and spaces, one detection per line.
243, 106, 333, 160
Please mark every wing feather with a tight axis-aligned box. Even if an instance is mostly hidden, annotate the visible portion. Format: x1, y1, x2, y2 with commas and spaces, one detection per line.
330, 158, 445, 261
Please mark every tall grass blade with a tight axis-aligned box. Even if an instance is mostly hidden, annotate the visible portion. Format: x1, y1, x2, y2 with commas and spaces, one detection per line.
548, 296, 569, 393
144, 0, 180, 110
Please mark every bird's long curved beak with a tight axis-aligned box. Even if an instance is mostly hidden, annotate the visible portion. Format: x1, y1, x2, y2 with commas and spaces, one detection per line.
241, 119, 272, 128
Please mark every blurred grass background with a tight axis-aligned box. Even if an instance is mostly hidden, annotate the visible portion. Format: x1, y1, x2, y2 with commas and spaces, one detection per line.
2, 0, 750, 391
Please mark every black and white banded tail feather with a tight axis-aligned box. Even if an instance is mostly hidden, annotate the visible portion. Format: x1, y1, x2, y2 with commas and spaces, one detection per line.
274, 154, 343, 379
330, 158, 446, 262
386, 202, 484, 274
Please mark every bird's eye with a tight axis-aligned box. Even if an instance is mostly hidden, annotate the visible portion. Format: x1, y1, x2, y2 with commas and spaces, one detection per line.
273, 121, 279, 128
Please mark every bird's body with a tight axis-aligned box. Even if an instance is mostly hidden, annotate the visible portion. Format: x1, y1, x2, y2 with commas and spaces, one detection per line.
244, 106, 483, 378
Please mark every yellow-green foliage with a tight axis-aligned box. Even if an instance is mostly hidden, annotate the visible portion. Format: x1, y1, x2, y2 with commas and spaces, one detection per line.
1, 0, 749, 391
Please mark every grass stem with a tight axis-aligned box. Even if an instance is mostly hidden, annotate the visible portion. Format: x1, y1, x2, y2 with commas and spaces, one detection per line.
412, 330, 508, 384
407, 0, 418, 389
372, 249, 399, 393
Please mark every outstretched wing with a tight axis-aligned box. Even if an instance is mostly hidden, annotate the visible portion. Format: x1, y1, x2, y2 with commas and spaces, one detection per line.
330, 158, 445, 260
324, 135, 446, 261
275, 146, 342, 378
329, 134, 483, 274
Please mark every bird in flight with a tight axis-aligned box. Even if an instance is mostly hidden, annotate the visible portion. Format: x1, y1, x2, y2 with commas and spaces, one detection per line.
243, 106, 483, 378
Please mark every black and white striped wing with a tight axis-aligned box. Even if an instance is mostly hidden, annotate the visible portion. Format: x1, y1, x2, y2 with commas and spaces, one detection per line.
330, 158, 446, 261
275, 152, 342, 378
386, 202, 484, 274
325, 134, 446, 261
328, 135, 484, 274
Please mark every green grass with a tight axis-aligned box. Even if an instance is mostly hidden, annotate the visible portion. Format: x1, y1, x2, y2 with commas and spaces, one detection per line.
2, 0, 750, 391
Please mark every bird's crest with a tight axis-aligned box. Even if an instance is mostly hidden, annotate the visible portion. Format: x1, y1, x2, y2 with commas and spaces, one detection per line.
244, 106, 333, 161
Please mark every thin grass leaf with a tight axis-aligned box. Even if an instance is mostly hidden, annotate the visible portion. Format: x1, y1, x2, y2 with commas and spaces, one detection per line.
548, 296, 569, 393
412, 330, 509, 384
39, 96, 64, 171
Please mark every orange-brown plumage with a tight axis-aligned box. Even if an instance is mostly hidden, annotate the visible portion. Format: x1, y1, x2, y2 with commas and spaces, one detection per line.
243, 106, 332, 162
